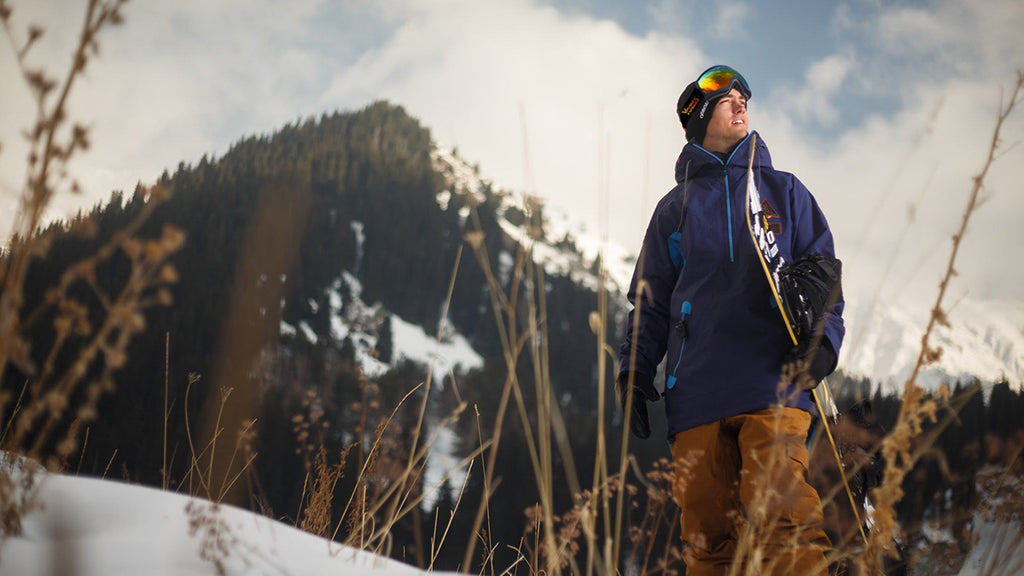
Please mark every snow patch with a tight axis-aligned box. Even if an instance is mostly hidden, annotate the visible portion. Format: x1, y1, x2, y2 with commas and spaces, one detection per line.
281, 269, 482, 381
420, 425, 469, 512
351, 221, 365, 275
280, 321, 297, 337
299, 321, 318, 345
389, 315, 483, 377
432, 146, 487, 205
436, 190, 451, 211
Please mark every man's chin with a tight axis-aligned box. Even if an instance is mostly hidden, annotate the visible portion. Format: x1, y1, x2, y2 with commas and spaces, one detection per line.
727, 130, 749, 149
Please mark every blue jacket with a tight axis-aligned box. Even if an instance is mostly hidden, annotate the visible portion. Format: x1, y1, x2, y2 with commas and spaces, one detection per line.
618, 132, 845, 437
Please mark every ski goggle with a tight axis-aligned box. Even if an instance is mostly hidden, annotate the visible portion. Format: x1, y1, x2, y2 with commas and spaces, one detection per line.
695, 65, 751, 98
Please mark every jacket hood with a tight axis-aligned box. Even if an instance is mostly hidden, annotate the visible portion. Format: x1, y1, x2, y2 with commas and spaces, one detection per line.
674, 131, 773, 184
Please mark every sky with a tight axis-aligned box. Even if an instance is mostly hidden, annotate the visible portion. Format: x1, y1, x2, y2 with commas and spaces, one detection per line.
2, 0, 1023, 312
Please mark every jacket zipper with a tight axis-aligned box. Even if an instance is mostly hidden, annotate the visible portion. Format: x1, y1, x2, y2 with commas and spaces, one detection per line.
724, 166, 734, 262
666, 300, 691, 390
695, 144, 737, 263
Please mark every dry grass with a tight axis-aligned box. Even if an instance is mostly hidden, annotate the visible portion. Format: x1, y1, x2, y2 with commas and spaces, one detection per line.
298, 443, 349, 538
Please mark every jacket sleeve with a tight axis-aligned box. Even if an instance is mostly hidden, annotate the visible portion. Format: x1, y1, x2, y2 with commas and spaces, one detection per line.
788, 176, 845, 368
618, 193, 680, 380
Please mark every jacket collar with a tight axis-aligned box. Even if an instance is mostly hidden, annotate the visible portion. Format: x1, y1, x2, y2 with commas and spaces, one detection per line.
674, 131, 773, 184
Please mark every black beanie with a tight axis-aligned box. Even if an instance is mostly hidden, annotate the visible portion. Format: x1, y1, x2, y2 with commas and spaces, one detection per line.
678, 86, 726, 145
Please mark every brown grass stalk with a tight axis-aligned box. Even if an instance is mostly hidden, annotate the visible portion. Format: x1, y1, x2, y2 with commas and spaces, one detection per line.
429, 459, 475, 570
861, 71, 1024, 575
459, 198, 601, 575
298, 444, 349, 537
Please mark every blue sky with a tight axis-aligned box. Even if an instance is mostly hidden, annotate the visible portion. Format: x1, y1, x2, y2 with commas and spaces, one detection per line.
2, 0, 1023, 314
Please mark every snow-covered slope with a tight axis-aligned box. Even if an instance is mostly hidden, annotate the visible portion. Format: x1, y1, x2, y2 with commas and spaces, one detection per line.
281, 263, 484, 380
838, 297, 1024, 393
0, 453, 453, 576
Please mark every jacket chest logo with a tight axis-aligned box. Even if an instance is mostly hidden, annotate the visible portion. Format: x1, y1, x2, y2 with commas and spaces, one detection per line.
760, 199, 783, 235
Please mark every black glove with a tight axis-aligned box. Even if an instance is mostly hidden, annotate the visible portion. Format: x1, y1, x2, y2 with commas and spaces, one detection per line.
615, 371, 661, 439
787, 339, 837, 391
777, 253, 842, 338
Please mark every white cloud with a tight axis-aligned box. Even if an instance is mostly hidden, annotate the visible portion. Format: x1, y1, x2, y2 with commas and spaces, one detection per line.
711, 0, 751, 37
784, 53, 855, 126
1, 0, 335, 228
874, 5, 961, 54
646, 0, 694, 34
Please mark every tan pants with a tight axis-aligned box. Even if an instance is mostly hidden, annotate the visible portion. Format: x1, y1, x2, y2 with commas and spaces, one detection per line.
670, 407, 831, 576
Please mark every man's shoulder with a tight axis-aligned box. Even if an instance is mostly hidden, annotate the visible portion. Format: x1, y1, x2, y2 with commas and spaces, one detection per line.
759, 167, 810, 195
654, 183, 687, 211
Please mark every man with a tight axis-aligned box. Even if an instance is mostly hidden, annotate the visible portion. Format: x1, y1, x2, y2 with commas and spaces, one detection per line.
617, 65, 844, 575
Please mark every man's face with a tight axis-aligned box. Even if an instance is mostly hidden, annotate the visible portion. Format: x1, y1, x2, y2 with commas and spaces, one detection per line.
703, 88, 748, 153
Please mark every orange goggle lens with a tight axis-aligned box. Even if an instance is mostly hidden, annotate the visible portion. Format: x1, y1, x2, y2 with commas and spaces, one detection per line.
697, 66, 751, 97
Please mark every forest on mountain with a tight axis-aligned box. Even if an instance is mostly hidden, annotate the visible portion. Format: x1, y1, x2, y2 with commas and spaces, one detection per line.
3, 101, 1022, 573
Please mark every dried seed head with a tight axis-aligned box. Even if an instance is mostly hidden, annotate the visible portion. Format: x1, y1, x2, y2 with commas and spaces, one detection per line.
159, 264, 179, 283
74, 317, 92, 336
122, 238, 141, 259
53, 315, 72, 334
145, 240, 162, 259
161, 225, 186, 251
156, 288, 173, 306
45, 391, 69, 416
465, 230, 485, 249
106, 349, 127, 369
129, 312, 146, 331
77, 406, 97, 422
56, 438, 77, 457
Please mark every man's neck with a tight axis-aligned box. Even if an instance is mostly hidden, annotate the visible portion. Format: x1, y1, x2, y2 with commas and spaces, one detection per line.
703, 139, 741, 160
703, 135, 744, 155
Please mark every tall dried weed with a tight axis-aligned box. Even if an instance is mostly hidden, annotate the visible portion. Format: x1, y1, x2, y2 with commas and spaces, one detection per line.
0, 0, 182, 543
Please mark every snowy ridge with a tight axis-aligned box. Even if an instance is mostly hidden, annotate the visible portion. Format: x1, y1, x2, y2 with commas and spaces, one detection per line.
840, 297, 1024, 393
432, 146, 635, 294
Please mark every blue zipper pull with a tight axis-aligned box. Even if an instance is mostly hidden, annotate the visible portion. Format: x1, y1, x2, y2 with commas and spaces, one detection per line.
666, 301, 692, 390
